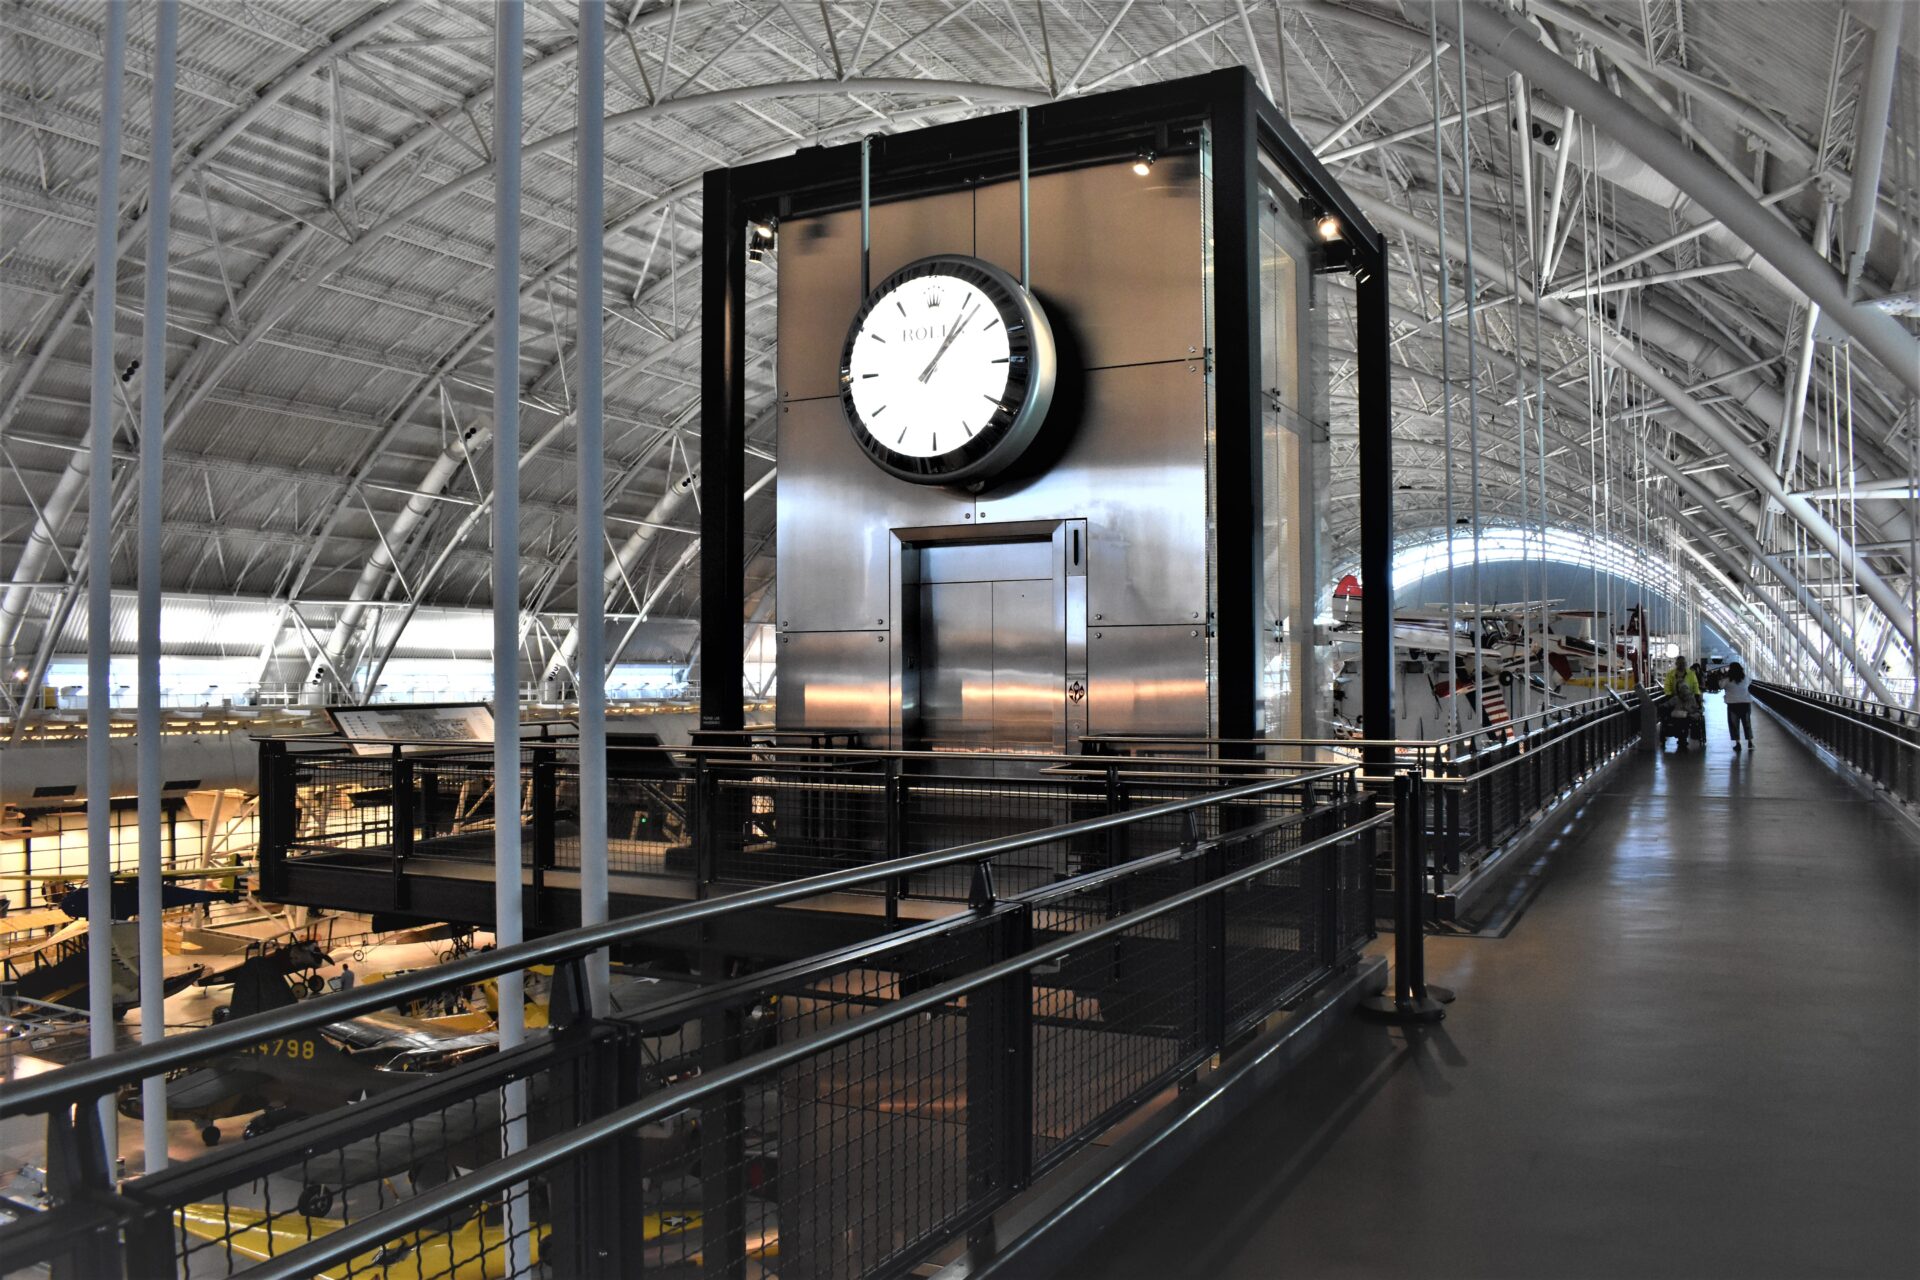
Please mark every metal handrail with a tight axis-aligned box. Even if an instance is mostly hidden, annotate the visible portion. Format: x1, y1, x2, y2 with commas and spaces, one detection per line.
1422, 697, 1639, 786
0, 762, 1356, 1117
1758, 687, 1920, 736
1081, 690, 1641, 757
1755, 684, 1920, 751
236, 808, 1392, 1280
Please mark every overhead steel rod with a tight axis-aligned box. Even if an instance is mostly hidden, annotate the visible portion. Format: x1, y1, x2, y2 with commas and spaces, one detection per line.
136, 0, 180, 1172
576, 0, 610, 1015
491, 5, 532, 1276
84, 0, 127, 1152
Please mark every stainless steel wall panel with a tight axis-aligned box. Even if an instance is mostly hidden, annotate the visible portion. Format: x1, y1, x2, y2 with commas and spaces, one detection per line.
775, 397, 971, 633
776, 209, 862, 404
975, 158, 1205, 370
1086, 625, 1211, 738
776, 191, 979, 405
975, 361, 1210, 628
773, 629, 891, 738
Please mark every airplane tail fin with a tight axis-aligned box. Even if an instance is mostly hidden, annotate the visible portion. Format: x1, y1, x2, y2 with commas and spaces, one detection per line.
227, 955, 299, 1019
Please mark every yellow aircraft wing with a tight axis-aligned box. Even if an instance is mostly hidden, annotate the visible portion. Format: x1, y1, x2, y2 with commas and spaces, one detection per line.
176, 1204, 544, 1280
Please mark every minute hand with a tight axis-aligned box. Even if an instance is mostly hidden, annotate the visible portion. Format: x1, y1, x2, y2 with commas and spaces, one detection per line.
917, 301, 980, 383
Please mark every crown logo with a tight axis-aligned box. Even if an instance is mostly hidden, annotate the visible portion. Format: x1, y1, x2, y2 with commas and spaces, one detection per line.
925, 286, 943, 308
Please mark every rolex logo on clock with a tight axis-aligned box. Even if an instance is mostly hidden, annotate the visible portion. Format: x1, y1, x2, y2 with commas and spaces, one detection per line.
840, 254, 1057, 487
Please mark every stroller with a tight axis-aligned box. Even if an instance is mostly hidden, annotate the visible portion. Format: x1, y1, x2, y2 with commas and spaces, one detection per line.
1659, 695, 1705, 750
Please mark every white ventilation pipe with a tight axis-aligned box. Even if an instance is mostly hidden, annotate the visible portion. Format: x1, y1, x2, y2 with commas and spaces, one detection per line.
1360, 193, 1915, 657
1426, 0, 1920, 395
541, 470, 697, 685
307, 424, 490, 691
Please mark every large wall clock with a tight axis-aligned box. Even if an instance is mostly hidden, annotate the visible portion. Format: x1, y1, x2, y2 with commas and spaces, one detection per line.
840, 254, 1057, 487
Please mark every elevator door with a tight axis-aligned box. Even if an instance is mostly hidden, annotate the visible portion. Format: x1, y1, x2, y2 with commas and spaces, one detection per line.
914, 558, 1061, 755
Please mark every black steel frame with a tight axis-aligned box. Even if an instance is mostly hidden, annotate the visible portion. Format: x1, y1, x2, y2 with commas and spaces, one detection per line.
698, 69, 1393, 751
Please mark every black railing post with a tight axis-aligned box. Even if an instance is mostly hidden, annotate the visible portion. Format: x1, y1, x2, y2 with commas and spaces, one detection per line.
698, 1002, 747, 1278
1360, 769, 1445, 1022
692, 753, 717, 895
531, 749, 556, 927
45, 1100, 125, 1280
257, 739, 293, 898
969, 905, 1033, 1257
390, 749, 414, 912
1199, 838, 1228, 1052
885, 757, 906, 922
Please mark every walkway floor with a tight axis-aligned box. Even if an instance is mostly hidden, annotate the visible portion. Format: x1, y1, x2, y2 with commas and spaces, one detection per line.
1068, 699, 1920, 1279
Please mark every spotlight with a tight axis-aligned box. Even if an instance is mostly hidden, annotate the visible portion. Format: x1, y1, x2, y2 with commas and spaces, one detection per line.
1316, 214, 1344, 242
1131, 150, 1155, 177
745, 219, 777, 263
12, 668, 26, 681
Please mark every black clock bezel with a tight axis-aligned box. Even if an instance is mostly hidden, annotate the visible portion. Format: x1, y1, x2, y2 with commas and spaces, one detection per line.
839, 254, 1056, 487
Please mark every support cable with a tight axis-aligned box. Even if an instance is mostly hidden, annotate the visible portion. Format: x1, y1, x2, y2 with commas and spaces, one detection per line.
136, 0, 179, 1172
1429, 4, 1460, 733
491, 4, 531, 1276
85, 0, 128, 1151
576, 0, 610, 1014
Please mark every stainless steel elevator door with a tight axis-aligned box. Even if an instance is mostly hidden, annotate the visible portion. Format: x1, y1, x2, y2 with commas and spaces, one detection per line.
914, 575, 1061, 755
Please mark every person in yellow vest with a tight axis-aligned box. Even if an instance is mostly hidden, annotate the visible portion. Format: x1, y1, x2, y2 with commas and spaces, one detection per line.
1663, 654, 1703, 750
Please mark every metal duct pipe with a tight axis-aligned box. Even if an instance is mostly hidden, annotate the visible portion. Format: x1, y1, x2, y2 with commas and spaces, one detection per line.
1426, 0, 1920, 395
0, 465, 86, 660
308, 424, 491, 690
1845, 0, 1906, 292
1360, 192, 1916, 661
540, 470, 697, 685
1521, 103, 1797, 304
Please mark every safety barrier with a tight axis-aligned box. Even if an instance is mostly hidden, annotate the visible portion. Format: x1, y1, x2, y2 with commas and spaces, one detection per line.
255, 735, 1338, 917
1086, 693, 1651, 917
1753, 683, 1919, 812
0, 764, 1381, 1280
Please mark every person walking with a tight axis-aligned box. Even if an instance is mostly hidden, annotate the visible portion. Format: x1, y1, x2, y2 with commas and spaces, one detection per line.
1722, 662, 1755, 751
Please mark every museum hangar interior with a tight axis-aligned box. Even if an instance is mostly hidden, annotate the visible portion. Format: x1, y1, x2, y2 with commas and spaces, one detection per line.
0, 3, 1916, 1278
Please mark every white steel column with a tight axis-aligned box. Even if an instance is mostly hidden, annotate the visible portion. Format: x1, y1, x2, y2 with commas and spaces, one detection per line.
137, 0, 180, 1171
493, 4, 530, 1275
576, 0, 609, 1012
85, 0, 128, 1148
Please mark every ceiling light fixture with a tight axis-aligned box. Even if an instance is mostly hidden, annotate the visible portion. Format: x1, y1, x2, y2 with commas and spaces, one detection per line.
1131, 150, 1155, 177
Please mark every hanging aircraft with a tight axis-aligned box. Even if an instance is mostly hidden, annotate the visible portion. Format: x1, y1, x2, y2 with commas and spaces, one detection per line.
1329, 577, 1664, 739
1, 919, 206, 1015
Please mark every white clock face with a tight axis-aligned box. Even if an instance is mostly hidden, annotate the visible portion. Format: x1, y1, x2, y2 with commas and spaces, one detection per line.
844, 274, 1013, 459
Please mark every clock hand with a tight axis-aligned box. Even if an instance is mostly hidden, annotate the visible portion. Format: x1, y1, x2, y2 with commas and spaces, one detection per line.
917, 301, 980, 383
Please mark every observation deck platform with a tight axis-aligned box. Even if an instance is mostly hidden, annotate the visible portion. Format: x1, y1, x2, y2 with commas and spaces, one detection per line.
1070, 698, 1920, 1279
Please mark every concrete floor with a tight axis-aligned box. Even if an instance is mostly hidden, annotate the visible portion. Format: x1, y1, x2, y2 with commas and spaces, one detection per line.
1068, 699, 1920, 1280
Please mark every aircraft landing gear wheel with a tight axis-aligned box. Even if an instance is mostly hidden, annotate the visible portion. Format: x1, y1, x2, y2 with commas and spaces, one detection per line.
298, 1184, 334, 1217
200, 1125, 221, 1147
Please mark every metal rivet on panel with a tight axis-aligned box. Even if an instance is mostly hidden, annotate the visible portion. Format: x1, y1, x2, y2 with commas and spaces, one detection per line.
877, 619, 884, 625
1095, 632, 1103, 639
1190, 629, 1199, 637
1093, 613, 1103, 621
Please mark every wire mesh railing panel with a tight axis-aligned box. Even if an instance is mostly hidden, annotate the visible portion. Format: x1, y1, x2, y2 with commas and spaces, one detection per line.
1220, 819, 1323, 1032
121, 1040, 584, 1280
1025, 874, 1206, 1174
286, 757, 399, 854
709, 761, 892, 885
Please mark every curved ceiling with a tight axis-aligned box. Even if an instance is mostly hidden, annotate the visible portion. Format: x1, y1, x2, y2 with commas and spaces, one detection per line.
0, 0, 1914, 700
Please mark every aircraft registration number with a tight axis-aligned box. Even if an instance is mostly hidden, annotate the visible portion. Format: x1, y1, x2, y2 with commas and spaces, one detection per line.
243, 1038, 316, 1060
